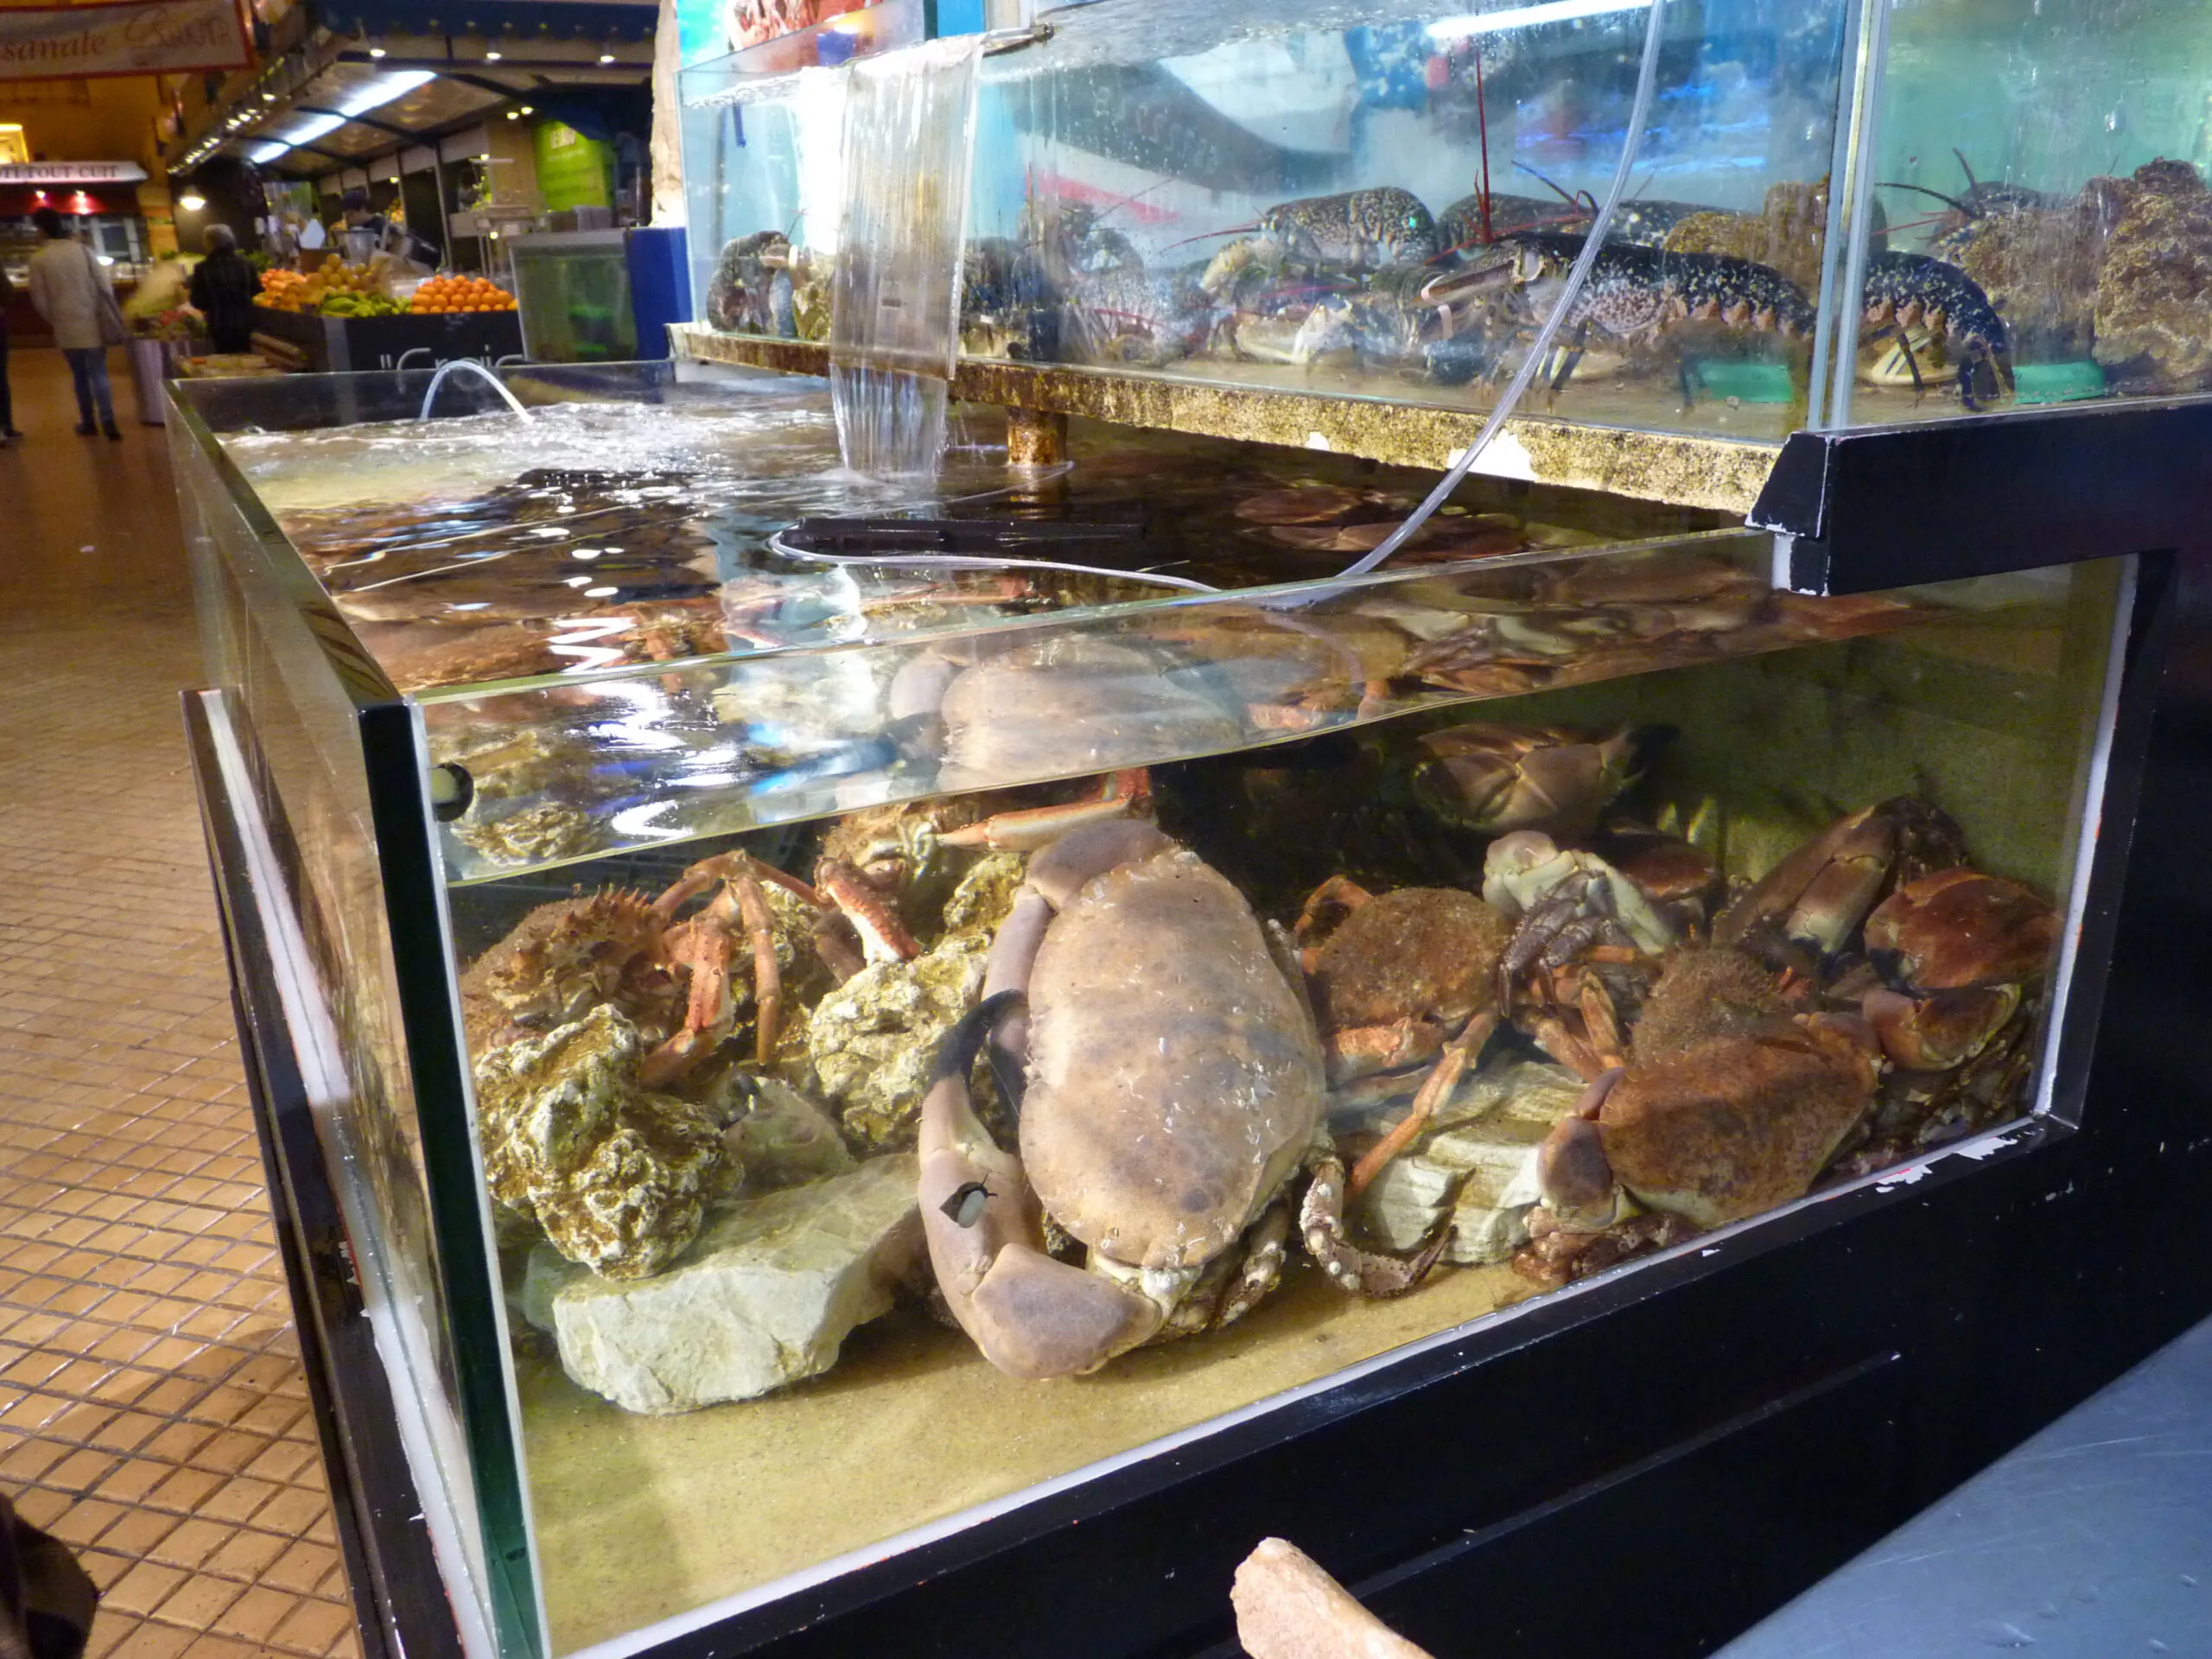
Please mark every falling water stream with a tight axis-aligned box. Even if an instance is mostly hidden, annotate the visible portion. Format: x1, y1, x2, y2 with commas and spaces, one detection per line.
826, 37, 982, 478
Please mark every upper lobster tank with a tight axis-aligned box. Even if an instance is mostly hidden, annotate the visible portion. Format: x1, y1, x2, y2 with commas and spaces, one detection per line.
678, 0, 2212, 503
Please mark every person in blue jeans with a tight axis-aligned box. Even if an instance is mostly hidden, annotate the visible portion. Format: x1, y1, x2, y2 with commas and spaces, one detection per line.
24, 207, 122, 440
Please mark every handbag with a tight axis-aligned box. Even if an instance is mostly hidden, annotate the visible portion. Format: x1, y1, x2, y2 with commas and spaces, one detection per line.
80, 242, 129, 347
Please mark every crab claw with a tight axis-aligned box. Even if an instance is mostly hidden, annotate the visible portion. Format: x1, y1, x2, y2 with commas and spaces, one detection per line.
918, 993, 1163, 1381
1862, 984, 2021, 1071
1535, 1069, 1633, 1231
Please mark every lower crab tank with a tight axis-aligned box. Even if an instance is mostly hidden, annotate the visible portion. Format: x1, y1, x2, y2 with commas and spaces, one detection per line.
450, 553, 2124, 1652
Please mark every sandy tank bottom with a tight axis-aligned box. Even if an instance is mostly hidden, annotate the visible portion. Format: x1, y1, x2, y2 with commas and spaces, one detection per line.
520, 1254, 1530, 1649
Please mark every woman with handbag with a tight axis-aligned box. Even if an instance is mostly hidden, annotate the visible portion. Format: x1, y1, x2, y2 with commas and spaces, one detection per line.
24, 207, 126, 440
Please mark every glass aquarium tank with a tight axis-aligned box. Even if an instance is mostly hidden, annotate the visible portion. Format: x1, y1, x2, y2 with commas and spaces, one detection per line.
1853, 0, 2212, 417
678, 0, 2212, 501
175, 358, 2135, 1656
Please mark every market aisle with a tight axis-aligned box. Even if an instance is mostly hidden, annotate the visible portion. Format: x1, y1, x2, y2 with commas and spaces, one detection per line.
0, 348, 364, 1659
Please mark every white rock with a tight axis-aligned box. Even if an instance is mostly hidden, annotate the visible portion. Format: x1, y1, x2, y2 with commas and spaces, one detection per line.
1351, 1059, 1588, 1266
518, 1242, 588, 1334
548, 1155, 922, 1414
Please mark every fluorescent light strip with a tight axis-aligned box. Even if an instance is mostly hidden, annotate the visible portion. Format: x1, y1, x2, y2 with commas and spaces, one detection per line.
339, 68, 435, 116
1427, 0, 1652, 41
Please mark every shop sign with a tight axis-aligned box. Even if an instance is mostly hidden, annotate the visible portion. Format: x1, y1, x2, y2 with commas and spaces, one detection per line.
0, 0, 250, 83
0, 162, 149, 185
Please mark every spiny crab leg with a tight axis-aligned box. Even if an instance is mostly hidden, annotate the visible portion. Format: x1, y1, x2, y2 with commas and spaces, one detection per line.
1301, 1152, 1452, 1296
937, 769, 1153, 853
644, 850, 832, 1076
1347, 1011, 1498, 1200
650, 849, 828, 925
814, 858, 921, 964
1524, 1009, 1611, 1084
639, 883, 742, 1087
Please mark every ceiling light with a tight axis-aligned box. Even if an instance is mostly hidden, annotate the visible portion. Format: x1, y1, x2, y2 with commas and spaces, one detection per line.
599, 51, 615, 62
262, 92, 276, 102
281, 112, 346, 146
339, 69, 436, 117
485, 49, 501, 60
179, 193, 207, 211
505, 111, 519, 119
368, 45, 386, 57
249, 140, 293, 164
520, 105, 533, 114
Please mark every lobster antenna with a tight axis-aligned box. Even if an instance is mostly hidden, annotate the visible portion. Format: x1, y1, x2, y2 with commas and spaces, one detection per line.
1472, 32, 1494, 245
1093, 174, 1173, 224
1514, 162, 1589, 214
1878, 181, 1975, 214
1954, 148, 1981, 190
1160, 223, 1254, 252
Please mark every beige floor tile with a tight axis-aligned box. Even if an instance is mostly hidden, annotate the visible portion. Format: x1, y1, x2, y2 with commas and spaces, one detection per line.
270, 1598, 356, 1656
102, 1558, 189, 1618
0, 351, 361, 1657
194, 1475, 277, 1526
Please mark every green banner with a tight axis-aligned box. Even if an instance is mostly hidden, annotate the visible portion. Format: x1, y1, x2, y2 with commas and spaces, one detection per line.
532, 122, 613, 211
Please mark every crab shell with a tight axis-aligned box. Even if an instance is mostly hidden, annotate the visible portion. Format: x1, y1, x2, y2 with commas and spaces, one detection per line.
1410, 721, 1645, 841
1545, 1015, 1880, 1233
1863, 868, 2060, 992
918, 820, 1331, 1378
1021, 836, 1324, 1273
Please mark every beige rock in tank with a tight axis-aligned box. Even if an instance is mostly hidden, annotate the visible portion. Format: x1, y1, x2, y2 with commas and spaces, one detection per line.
475, 1005, 728, 1281
547, 1155, 923, 1414
1351, 1059, 1587, 1264
798, 931, 990, 1150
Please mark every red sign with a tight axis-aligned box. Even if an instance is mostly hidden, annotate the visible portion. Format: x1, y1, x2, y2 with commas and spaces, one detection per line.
0, 0, 250, 83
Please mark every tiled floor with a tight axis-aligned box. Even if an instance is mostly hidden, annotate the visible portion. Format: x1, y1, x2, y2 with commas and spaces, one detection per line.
0, 348, 364, 1658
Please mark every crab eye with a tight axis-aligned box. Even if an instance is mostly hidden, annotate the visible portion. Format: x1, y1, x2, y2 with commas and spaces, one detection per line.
941, 1182, 992, 1228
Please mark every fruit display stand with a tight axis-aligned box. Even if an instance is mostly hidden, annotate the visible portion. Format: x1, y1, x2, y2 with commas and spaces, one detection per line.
247, 303, 525, 372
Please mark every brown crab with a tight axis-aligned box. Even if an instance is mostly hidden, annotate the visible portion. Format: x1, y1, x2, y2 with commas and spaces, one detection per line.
918, 820, 1448, 1380
1712, 796, 1967, 973
1294, 880, 1512, 1087
1522, 1009, 1883, 1285
1859, 868, 2060, 1071
1408, 721, 1650, 841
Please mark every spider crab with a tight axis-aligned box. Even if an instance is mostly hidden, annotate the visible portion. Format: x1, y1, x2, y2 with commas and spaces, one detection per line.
459, 844, 920, 1081
918, 819, 1449, 1380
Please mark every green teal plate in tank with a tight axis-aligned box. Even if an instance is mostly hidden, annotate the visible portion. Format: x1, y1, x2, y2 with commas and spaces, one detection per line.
1688, 362, 1796, 404
2013, 363, 2106, 406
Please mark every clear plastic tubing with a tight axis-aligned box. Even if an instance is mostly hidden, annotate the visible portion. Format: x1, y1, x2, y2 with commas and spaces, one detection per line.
763, 528, 1219, 594
1333, 0, 1671, 580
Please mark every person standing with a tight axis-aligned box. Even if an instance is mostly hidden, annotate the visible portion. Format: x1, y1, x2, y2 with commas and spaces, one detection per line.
24, 207, 123, 440
0, 265, 19, 446
188, 225, 262, 355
